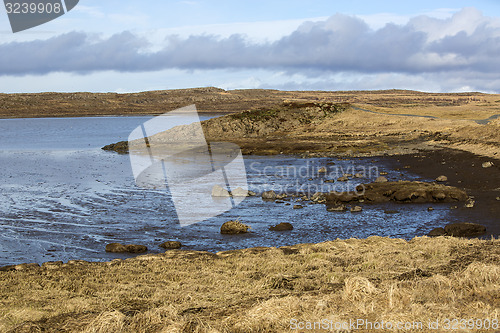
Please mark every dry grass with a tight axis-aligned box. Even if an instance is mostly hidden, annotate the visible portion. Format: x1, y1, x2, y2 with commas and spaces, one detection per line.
1, 236, 498, 332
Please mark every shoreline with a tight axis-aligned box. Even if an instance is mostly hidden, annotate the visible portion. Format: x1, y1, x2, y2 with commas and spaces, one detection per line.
1, 146, 498, 269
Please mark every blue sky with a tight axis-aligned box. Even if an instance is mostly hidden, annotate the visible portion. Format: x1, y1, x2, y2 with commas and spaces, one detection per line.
1, 0, 500, 93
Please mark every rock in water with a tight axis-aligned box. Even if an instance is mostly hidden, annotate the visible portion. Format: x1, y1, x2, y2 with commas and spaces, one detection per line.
427, 227, 446, 237
269, 222, 293, 231
220, 220, 250, 234
318, 167, 327, 173
262, 190, 277, 200
435, 175, 448, 182
231, 187, 249, 197
105, 243, 127, 253
444, 223, 486, 237
293, 205, 303, 209
374, 176, 388, 183
102, 141, 129, 154
351, 206, 363, 212
126, 244, 148, 253
159, 241, 182, 249
212, 185, 230, 197
327, 204, 347, 212
105, 243, 147, 253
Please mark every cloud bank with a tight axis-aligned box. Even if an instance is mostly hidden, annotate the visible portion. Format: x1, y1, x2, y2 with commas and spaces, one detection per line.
1, 7, 499, 92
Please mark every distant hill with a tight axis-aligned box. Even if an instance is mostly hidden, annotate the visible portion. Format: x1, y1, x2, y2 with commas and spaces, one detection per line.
1, 87, 499, 119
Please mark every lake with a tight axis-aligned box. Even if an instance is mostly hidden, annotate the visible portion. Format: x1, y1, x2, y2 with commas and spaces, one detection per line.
0, 115, 467, 266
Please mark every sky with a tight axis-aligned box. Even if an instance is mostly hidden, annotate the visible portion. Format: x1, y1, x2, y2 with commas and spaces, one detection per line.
1, 0, 500, 93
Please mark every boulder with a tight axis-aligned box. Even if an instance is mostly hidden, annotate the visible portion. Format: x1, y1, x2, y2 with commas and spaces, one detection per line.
212, 185, 230, 197
220, 220, 250, 234
350, 206, 363, 212
124, 244, 148, 253
482, 161, 494, 168
337, 176, 349, 182
160, 241, 182, 249
105, 243, 147, 253
427, 227, 446, 237
318, 167, 327, 173
262, 190, 277, 200
444, 223, 486, 237
374, 176, 388, 183
293, 205, 304, 209
269, 222, 293, 231
327, 204, 347, 212
105, 243, 127, 253
354, 173, 365, 178
464, 198, 475, 208
231, 187, 249, 197
435, 175, 448, 182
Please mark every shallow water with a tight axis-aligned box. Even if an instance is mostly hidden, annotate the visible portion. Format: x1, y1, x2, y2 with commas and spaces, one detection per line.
0, 116, 468, 266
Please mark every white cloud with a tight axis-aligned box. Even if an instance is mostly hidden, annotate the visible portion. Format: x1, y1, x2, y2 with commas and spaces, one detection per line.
1, 7, 499, 93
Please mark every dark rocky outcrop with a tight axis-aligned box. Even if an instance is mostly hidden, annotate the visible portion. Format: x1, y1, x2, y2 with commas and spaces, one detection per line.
326, 181, 468, 205
102, 141, 129, 154
427, 223, 486, 237
427, 227, 446, 237
444, 223, 486, 237
269, 223, 293, 231
105, 243, 147, 253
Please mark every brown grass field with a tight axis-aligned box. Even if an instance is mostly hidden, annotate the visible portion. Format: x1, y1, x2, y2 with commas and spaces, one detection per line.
0, 236, 499, 332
